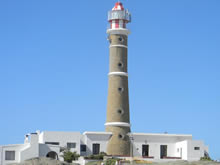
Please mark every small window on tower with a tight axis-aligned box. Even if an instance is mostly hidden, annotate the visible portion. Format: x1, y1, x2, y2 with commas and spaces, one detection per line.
118, 62, 123, 68
117, 109, 124, 115
118, 134, 125, 139
118, 87, 124, 93
118, 36, 124, 42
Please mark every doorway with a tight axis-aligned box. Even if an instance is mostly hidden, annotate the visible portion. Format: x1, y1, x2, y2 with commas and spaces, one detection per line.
46, 151, 58, 160
92, 143, 100, 155
142, 145, 149, 157
160, 145, 167, 159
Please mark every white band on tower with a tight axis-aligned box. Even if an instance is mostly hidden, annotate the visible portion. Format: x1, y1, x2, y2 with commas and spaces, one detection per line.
107, 29, 130, 36
108, 72, 128, 77
110, 45, 128, 49
105, 122, 131, 127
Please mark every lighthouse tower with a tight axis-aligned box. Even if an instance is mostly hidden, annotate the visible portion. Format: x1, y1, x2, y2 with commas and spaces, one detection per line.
105, 2, 132, 156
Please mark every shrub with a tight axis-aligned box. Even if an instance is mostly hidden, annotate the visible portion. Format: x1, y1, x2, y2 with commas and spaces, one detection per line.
84, 152, 107, 160
200, 151, 212, 161
200, 156, 212, 161
105, 158, 117, 165
62, 150, 80, 163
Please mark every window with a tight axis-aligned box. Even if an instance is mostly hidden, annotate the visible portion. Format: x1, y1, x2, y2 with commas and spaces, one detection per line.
5, 151, 15, 161
45, 142, 59, 145
118, 134, 125, 139
160, 145, 167, 159
117, 109, 124, 115
118, 36, 124, 42
118, 62, 123, 68
118, 87, 124, 93
194, 147, 200, 150
67, 143, 76, 149
92, 144, 100, 155
80, 144, 87, 152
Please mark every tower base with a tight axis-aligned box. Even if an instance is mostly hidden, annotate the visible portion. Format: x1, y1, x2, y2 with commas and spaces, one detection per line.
106, 126, 131, 156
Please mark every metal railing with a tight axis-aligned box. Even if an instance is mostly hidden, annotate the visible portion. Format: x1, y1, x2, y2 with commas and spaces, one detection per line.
108, 10, 131, 22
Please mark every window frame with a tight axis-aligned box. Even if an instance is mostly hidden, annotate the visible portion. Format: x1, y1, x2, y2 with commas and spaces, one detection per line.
92, 143, 100, 155
5, 151, 15, 161
80, 144, 87, 152
67, 142, 76, 149
194, 147, 200, 150
45, 142, 60, 145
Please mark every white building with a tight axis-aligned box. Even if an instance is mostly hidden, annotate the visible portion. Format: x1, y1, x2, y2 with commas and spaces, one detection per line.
0, 131, 208, 165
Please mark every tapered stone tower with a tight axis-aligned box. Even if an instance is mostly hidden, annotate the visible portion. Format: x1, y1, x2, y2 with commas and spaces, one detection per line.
105, 2, 132, 156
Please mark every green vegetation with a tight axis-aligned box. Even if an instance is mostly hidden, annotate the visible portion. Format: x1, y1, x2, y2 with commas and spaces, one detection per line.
85, 161, 103, 165
200, 152, 212, 161
84, 152, 107, 160
62, 150, 80, 163
104, 158, 118, 165
200, 156, 212, 161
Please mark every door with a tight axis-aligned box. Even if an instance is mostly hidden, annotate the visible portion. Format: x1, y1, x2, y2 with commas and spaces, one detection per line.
92, 143, 100, 155
160, 145, 167, 159
142, 145, 149, 157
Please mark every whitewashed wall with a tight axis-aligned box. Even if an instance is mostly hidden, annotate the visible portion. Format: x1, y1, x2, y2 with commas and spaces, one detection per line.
0, 146, 2, 165
131, 133, 193, 160
176, 140, 188, 160
83, 132, 112, 156
1, 144, 28, 165
0, 131, 209, 164
39, 144, 60, 159
40, 131, 81, 154
20, 133, 39, 162
187, 140, 206, 161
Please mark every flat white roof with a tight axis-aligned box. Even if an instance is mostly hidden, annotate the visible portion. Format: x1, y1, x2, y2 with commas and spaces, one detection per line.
42, 131, 81, 133
29, 130, 192, 137
83, 132, 112, 135
0, 144, 27, 147
130, 133, 192, 137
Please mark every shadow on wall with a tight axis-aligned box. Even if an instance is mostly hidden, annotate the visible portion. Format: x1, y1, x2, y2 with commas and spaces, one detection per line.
39, 144, 60, 160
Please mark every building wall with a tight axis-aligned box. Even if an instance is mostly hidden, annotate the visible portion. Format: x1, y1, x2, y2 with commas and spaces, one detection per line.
0, 146, 3, 165
175, 140, 188, 160
0, 144, 28, 165
132, 142, 176, 160
39, 144, 61, 160
131, 133, 193, 160
187, 140, 207, 161
0, 131, 208, 164
131, 133, 192, 143
83, 133, 112, 156
40, 131, 81, 154
20, 144, 38, 162
20, 133, 39, 162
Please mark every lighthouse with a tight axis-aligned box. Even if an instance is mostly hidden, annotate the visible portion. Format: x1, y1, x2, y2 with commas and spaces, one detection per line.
105, 2, 132, 156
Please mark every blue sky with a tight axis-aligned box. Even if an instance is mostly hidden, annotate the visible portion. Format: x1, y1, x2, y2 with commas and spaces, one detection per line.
0, 0, 219, 160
